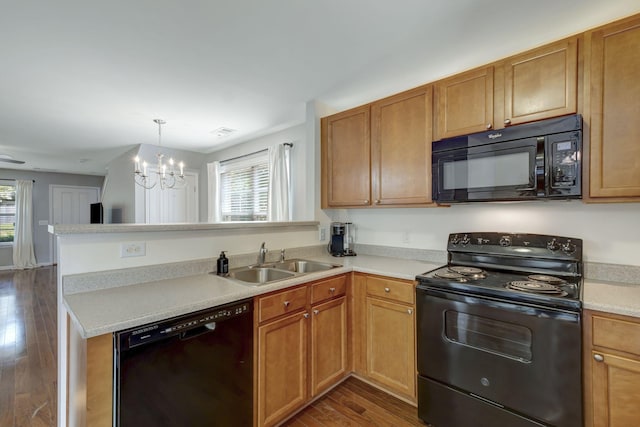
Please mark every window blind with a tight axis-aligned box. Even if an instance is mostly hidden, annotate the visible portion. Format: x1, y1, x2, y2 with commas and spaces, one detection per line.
219, 151, 269, 221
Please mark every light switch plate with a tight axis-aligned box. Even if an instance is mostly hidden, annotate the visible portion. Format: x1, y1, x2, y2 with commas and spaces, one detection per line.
120, 242, 146, 258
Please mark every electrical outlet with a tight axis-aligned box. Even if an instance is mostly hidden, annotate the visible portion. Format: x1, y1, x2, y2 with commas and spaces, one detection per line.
121, 242, 146, 258
319, 227, 327, 241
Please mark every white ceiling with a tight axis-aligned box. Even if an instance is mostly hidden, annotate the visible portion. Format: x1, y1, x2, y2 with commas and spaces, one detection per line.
1, 0, 639, 176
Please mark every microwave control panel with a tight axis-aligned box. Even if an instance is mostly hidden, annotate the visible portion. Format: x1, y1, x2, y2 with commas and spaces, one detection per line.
550, 137, 579, 188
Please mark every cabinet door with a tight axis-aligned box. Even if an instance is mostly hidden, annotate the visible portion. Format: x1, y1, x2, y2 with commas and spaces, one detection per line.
591, 351, 640, 426
365, 297, 416, 401
587, 17, 640, 199
257, 311, 308, 427
310, 297, 347, 397
503, 37, 578, 126
371, 85, 434, 206
322, 105, 371, 207
434, 66, 494, 140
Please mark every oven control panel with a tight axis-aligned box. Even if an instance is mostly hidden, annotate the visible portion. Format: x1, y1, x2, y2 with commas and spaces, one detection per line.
448, 232, 582, 260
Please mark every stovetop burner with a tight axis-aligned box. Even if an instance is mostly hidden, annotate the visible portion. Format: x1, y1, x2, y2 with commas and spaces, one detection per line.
527, 274, 567, 285
434, 270, 468, 281
506, 280, 568, 296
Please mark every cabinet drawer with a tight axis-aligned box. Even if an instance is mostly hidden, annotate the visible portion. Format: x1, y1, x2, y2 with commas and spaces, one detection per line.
258, 286, 308, 323
593, 315, 640, 356
311, 275, 347, 305
366, 276, 414, 305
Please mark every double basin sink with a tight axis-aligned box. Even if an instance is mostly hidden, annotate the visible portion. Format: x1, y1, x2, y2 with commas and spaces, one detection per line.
226, 259, 341, 286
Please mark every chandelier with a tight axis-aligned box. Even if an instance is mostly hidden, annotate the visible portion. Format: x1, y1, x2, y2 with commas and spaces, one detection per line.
134, 119, 185, 190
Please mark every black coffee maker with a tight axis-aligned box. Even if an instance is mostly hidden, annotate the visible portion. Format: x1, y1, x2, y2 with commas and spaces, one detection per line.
329, 222, 356, 257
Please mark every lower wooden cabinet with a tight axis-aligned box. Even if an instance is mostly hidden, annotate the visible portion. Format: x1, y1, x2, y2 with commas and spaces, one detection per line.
353, 274, 417, 403
310, 296, 348, 397
257, 310, 309, 427
255, 275, 348, 427
584, 310, 640, 426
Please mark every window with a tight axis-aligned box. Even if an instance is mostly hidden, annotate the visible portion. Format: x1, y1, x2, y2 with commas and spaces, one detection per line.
219, 151, 269, 221
0, 185, 16, 243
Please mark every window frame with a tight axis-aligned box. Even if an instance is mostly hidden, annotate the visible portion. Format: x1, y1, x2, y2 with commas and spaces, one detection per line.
0, 184, 16, 245
217, 150, 270, 222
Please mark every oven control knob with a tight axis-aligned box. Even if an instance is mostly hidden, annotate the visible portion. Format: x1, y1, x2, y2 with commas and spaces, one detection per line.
547, 238, 560, 251
499, 236, 511, 247
460, 234, 470, 246
562, 239, 577, 255
450, 234, 460, 245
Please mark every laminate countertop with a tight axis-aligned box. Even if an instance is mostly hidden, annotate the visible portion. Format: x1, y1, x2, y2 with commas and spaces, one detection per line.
63, 254, 640, 339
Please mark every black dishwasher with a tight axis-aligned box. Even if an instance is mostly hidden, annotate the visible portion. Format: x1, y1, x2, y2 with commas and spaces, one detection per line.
114, 299, 253, 427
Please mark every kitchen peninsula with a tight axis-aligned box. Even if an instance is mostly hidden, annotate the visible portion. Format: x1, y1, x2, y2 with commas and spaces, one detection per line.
51, 223, 640, 427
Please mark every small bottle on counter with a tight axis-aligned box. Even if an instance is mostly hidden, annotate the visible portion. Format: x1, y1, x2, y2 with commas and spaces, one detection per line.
216, 251, 229, 276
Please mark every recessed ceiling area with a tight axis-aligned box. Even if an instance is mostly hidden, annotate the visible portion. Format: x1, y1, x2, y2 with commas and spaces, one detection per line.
1, 0, 639, 175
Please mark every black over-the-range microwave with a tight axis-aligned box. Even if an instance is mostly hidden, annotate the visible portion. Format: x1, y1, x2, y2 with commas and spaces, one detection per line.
431, 114, 582, 203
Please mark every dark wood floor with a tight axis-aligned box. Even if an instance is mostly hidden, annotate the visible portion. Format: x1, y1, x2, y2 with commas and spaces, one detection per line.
0, 266, 57, 427
0, 265, 424, 427
284, 377, 424, 427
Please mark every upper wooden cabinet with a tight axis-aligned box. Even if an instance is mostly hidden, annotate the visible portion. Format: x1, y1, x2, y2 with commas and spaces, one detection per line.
434, 66, 495, 140
585, 15, 640, 200
321, 105, 371, 207
434, 37, 578, 140
322, 86, 435, 208
371, 85, 433, 206
503, 37, 578, 126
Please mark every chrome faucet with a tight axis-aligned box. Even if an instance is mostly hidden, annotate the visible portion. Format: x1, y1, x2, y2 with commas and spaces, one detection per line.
257, 242, 268, 265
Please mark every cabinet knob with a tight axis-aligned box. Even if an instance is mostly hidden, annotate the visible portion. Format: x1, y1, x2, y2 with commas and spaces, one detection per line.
504, 118, 512, 125
486, 123, 492, 129
329, 287, 336, 294
313, 309, 319, 315
407, 309, 413, 315
303, 313, 309, 319
375, 199, 380, 204
363, 200, 369, 205
384, 287, 390, 293
283, 301, 290, 307
593, 354, 604, 362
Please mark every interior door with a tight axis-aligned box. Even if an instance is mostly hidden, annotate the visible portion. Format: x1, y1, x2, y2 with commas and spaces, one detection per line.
50, 185, 100, 263
144, 171, 198, 224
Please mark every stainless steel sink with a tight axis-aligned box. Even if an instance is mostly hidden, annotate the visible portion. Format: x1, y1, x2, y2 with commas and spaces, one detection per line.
224, 258, 340, 285
270, 258, 340, 273
227, 267, 295, 285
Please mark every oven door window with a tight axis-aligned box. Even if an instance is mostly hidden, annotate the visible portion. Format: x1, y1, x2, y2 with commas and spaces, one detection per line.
444, 310, 532, 362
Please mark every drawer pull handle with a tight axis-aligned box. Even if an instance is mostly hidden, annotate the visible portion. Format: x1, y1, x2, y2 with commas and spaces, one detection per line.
303, 313, 309, 319
594, 354, 604, 362
313, 309, 319, 315
407, 309, 413, 315
384, 287, 390, 293
283, 301, 290, 307
329, 287, 336, 294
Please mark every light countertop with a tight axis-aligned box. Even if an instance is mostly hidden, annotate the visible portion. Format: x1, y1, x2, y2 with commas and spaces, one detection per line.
64, 254, 441, 338
63, 253, 640, 339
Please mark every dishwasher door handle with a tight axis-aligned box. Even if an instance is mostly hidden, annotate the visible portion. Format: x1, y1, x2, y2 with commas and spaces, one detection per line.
180, 323, 216, 341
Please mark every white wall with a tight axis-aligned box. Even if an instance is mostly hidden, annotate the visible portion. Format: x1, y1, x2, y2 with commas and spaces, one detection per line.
102, 147, 137, 223
56, 227, 319, 275
0, 169, 104, 267
326, 201, 640, 266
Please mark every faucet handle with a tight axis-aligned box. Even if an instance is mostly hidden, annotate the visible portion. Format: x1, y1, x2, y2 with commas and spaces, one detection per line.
280, 249, 286, 262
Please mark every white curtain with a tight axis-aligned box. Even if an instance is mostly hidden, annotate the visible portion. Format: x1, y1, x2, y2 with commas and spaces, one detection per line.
13, 180, 37, 269
268, 144, 292, 222
207, 161, 221, 222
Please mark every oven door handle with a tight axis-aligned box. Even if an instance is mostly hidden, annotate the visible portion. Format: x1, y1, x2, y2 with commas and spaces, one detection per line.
417, 286, 580, 319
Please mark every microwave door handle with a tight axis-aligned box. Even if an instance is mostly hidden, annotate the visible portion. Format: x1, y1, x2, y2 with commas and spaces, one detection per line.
537, 138, 547, 196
